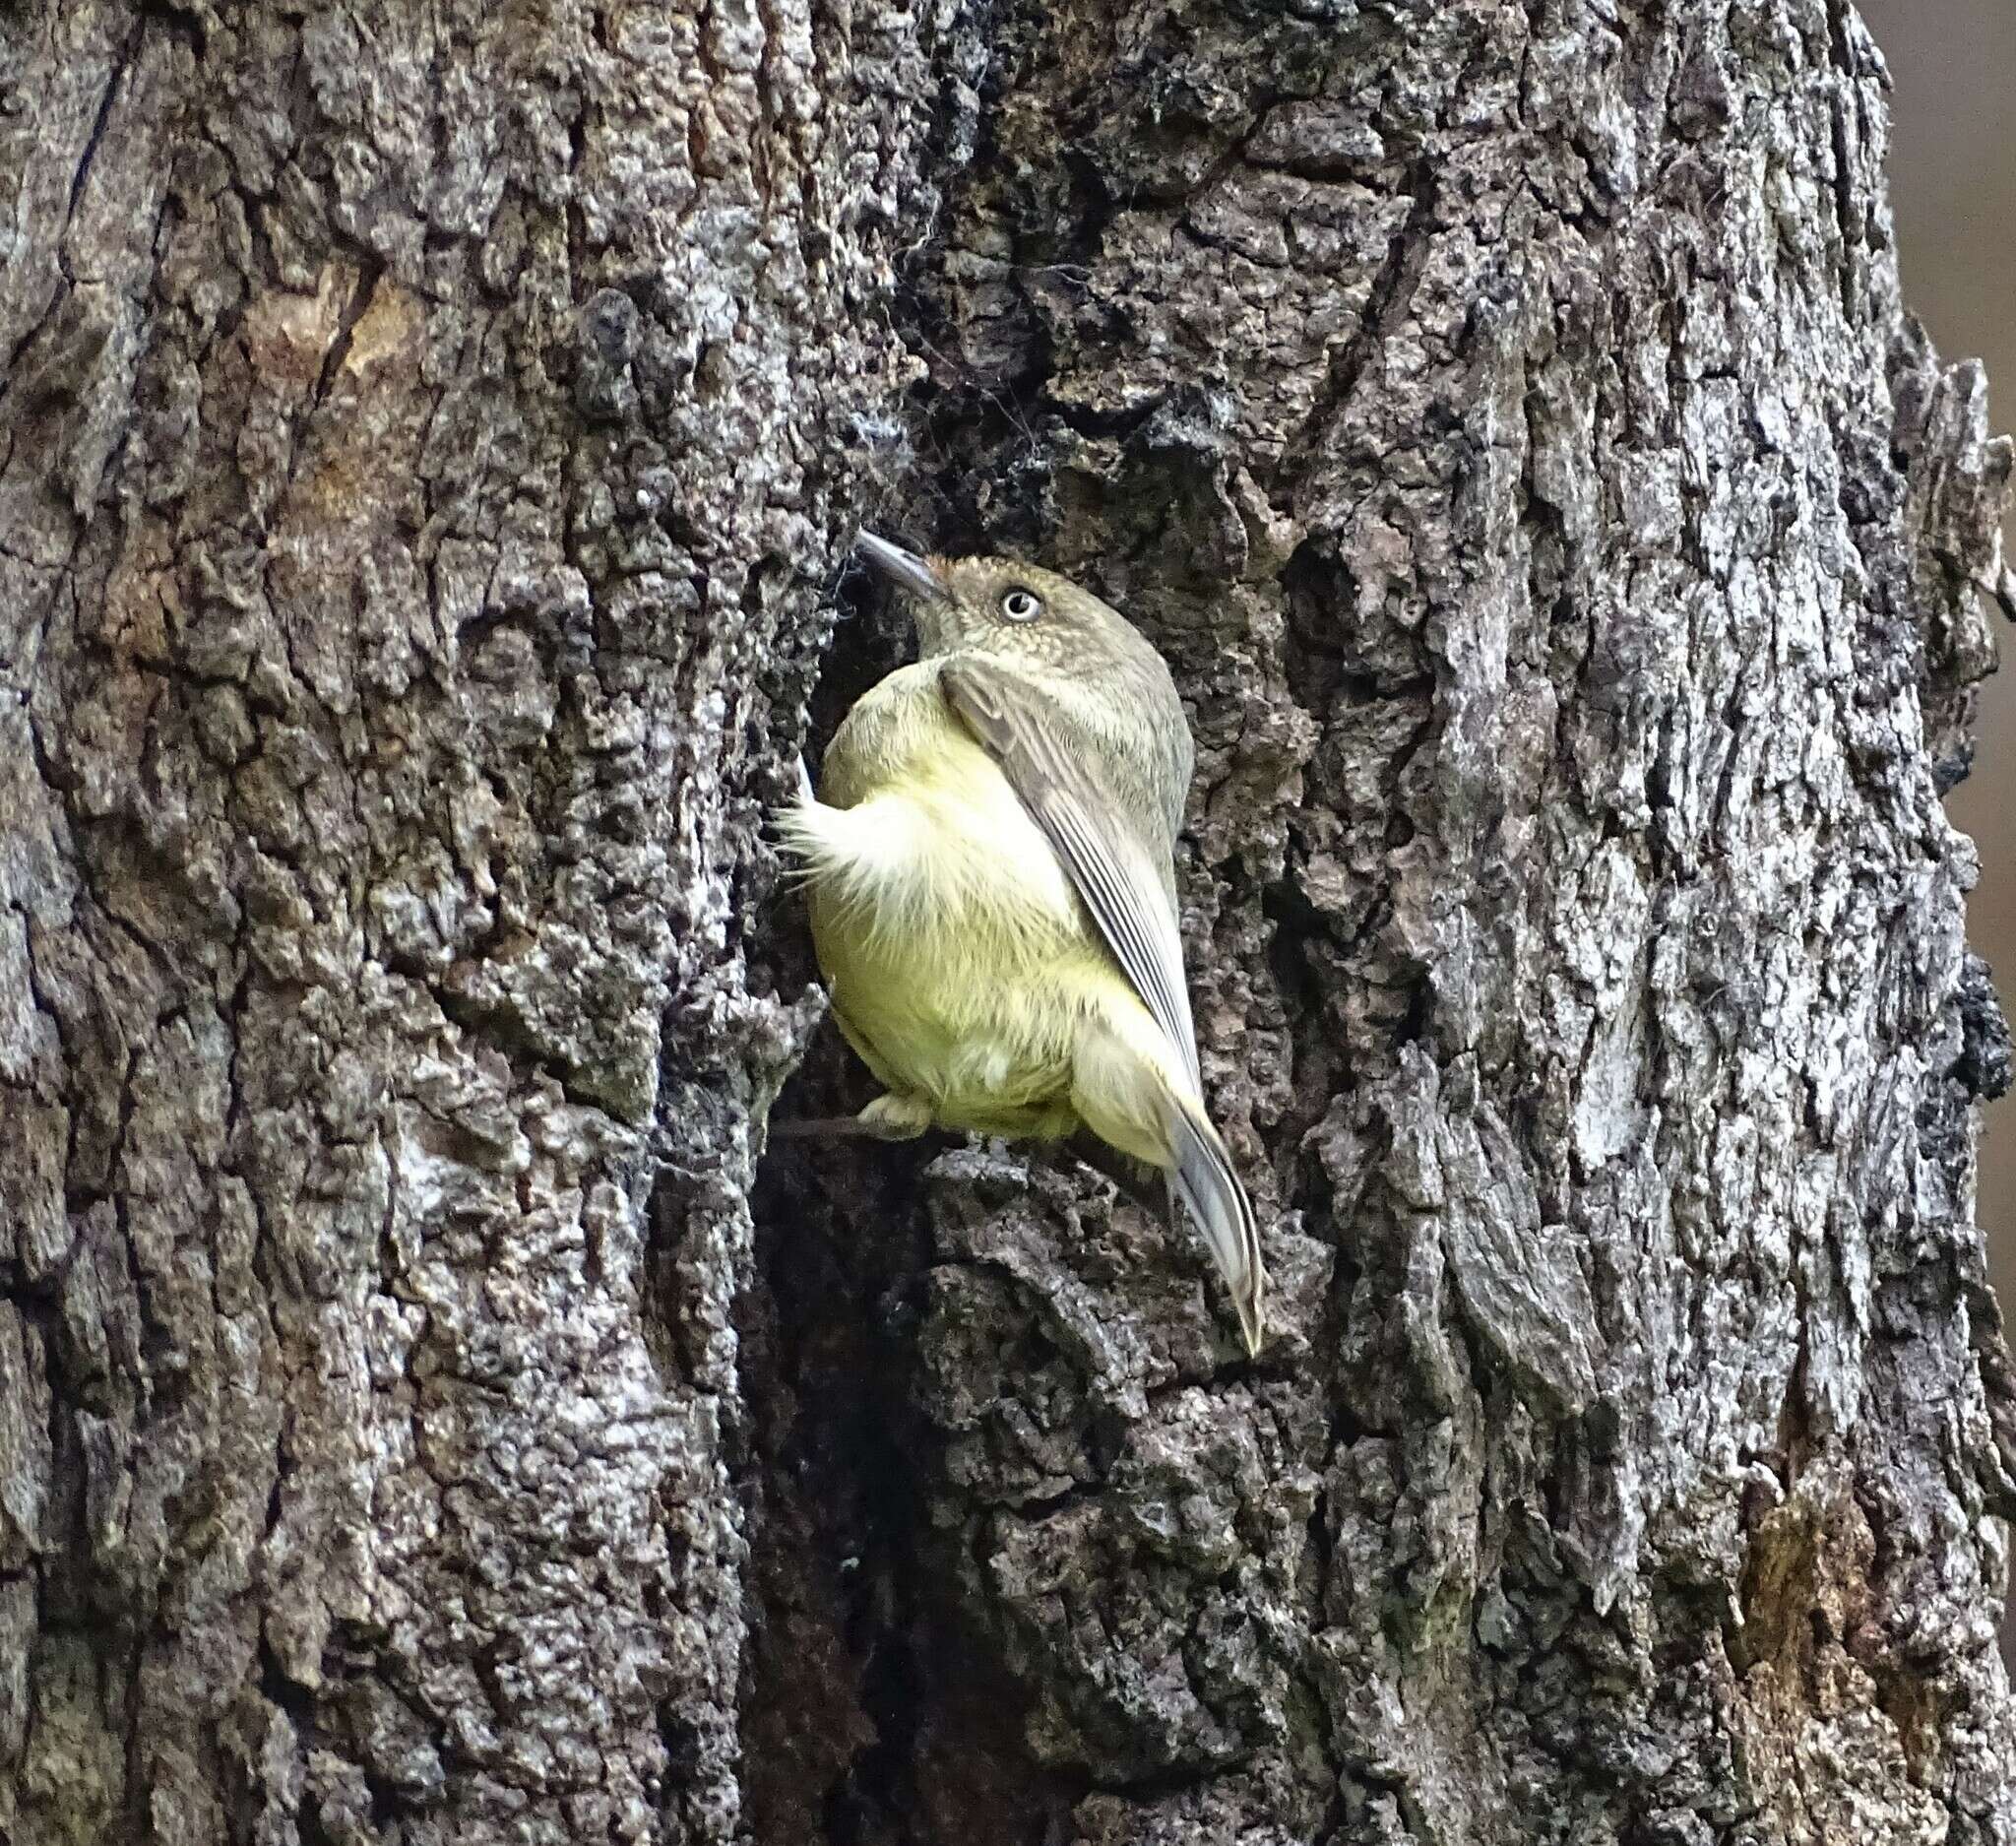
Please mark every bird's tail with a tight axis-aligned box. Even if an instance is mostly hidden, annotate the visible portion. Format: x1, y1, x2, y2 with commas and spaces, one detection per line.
1165, 1093, 1265, 1356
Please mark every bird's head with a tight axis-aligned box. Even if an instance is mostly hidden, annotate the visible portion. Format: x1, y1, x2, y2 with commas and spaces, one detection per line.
853, 531, 1149, 670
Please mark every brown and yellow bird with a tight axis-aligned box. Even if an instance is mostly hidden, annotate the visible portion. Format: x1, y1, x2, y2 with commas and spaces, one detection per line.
777, 532, 1264, 1354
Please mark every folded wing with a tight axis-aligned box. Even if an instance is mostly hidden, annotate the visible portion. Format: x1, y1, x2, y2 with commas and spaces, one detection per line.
938, 655, 1264, 1350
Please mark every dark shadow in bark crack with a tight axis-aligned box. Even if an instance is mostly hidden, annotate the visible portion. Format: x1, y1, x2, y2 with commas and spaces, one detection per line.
740, 561, 1077, 1844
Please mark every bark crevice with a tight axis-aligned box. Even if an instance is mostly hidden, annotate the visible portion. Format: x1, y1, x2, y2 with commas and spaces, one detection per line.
3, 1, 2013, 1842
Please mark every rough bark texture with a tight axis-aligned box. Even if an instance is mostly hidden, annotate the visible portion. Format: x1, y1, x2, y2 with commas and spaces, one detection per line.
2, 1, 2013, 1844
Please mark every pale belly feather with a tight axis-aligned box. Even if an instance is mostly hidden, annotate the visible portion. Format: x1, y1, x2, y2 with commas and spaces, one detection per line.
804, 664, 1116, 1137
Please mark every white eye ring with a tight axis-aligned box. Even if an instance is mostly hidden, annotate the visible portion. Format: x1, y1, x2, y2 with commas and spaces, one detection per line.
1000, 589, 1042, 622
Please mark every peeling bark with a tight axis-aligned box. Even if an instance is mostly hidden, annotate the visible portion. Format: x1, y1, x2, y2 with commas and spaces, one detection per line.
1, 2, 2011, 1844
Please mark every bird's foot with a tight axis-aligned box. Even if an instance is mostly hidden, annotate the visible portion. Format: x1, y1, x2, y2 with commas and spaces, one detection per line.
770, 1091, 933, 1142
857, 1092, 932, 1139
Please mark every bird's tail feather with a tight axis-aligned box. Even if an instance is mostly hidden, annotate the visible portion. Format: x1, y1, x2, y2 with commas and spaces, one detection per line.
1165, 1095, 1265, 1356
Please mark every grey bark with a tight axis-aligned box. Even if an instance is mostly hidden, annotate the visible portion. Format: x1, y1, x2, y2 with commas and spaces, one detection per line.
1, 2, 2011, 1844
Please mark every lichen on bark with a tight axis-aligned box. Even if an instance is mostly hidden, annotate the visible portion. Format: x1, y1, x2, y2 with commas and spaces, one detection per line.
1, 0, 964, 1839
1, 1, 2012, 1844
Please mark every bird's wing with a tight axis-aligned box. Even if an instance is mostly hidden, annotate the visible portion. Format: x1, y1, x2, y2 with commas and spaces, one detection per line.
938, 655, 1202, 1092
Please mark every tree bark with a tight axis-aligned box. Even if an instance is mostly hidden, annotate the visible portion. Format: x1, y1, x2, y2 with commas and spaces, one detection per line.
2, 2, 2012, 1844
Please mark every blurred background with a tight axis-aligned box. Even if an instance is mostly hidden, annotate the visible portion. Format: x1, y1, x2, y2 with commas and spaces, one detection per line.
1857, 0, 2014, 1656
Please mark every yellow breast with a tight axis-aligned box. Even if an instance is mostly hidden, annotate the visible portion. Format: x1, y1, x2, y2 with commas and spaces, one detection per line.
803, 662, 1111, 1131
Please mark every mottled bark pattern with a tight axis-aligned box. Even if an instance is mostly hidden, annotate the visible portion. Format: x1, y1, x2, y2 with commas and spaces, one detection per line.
2, 1, 2011, 1845
0, 1, 962, 1840
760, 4, 2016, 1845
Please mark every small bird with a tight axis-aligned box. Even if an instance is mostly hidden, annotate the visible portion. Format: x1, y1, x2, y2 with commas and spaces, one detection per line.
776, 531, 1265, 1354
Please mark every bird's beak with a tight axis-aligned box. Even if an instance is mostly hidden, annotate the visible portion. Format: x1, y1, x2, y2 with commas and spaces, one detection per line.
854, 530, 949, 605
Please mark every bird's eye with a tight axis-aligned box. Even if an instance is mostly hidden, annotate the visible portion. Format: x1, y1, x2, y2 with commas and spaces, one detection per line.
1000, 589, 1042, 622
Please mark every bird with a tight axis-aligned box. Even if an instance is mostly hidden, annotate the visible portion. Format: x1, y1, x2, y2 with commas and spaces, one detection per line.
774, 530, 1265, 1354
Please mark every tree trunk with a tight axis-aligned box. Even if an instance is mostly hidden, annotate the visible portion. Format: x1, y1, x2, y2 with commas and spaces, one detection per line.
3, 1, 2012, 1843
